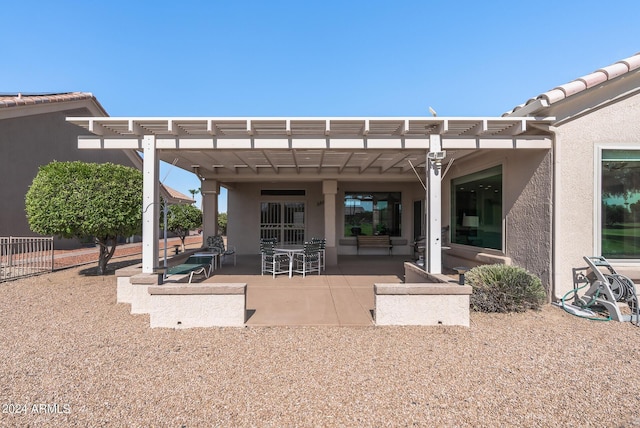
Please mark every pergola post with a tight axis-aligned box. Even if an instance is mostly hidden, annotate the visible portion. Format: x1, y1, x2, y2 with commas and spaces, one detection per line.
427, 134, 443, 274
323, 180, 338, 266
201, 179, 219, 240
142, 135, 159, 274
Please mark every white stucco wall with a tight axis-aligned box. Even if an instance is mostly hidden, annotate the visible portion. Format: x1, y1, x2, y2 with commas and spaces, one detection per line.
553, 91, 640, 299
226, 180, 425, 256
227, 182, 325, 254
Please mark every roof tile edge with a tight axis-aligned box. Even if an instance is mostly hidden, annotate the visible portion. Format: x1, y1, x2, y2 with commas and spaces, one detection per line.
0, 92, 95, 109
504, 51, 640, 117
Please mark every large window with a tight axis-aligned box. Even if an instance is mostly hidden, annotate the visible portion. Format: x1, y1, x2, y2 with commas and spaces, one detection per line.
601, 150, 640, 258
344, 192, 401, 237
451, 165, 502, 250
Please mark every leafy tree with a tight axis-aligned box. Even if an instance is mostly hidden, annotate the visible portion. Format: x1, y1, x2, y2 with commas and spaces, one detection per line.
25, 161, 143, 275
188, 188, 200, 200
161, 203, 202, 251
217, 212, 228, 235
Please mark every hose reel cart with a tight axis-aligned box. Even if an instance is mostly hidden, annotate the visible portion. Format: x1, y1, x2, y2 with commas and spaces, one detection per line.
566, 256, 640, 324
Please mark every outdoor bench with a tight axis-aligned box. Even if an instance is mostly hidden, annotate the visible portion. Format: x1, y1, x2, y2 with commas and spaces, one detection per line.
356, 235, 392, 255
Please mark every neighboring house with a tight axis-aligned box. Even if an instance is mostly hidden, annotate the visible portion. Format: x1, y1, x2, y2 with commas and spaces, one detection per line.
66, 51, 640, 301
0, 92, 140, 248
160, 183, 195, 205
158, 183, 196, 240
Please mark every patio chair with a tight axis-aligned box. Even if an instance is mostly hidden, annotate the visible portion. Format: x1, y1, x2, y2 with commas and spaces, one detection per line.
311, 237, 326, 271
166, 255, 214, 283
206, 235, 236, 266
260, 240, 289, 278
293, 241, 321, 277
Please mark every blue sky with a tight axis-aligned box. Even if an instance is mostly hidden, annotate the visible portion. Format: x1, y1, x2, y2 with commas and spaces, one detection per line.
3, 1, 640, 212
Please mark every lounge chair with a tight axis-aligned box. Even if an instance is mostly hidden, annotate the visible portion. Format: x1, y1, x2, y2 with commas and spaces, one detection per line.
166, 255, 214, 283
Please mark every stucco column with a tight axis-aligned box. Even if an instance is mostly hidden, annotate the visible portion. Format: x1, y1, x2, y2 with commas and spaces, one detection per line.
427, 135, 443, 274
201, 179, 219, 240
323, 180, 338, 266
142, 135, 159, 274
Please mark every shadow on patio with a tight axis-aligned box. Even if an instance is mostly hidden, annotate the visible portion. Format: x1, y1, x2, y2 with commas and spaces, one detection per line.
200, 255, 410, 326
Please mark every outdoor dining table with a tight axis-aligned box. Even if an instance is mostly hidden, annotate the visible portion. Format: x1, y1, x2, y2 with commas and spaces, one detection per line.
274, 245, 304, 278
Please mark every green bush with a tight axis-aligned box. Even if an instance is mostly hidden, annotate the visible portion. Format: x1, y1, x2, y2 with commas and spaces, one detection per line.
466, 264, 546, 313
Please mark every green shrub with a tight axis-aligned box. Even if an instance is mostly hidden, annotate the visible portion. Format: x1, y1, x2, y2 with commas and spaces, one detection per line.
466, 264, 546, 313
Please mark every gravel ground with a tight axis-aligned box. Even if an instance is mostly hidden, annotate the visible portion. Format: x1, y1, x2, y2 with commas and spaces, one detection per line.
2, 260, 640, 427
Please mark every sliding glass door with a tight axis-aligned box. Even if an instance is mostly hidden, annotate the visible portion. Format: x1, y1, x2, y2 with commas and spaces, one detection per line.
260, 202, 305, 245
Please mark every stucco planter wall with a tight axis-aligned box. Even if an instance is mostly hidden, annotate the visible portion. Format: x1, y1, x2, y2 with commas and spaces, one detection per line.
374, 262, 472, 327
148, 283, 246, 328
375, 282, 472, 327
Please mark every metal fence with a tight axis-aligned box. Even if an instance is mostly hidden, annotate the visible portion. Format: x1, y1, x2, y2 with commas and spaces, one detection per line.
0, 237, 54, 282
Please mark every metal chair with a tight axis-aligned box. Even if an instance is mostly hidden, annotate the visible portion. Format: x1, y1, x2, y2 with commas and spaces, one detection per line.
293, 241, 321, 277
207, 235, 236, 266
311, 237, 326, 271
260, 240, 288, 278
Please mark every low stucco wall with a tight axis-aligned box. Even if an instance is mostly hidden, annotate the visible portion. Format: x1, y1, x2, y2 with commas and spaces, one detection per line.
442, 247, 511, 273
148, 283, 246, 328
374, 262, 472, 327
116, 264, 142, 304
116, 265, 246, 328
403, 261, 450, 284
130, 273, 159, 314
375, 282, 472, 327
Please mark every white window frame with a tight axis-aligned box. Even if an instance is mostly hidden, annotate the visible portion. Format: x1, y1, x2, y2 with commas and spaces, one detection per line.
449, 162, 505, 253
594, 144, 640, 263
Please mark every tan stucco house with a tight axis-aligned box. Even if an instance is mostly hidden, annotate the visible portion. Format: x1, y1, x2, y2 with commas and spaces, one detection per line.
65, 51, 640, 301
0, 93, 140, 248
504, 52, 640, 298
0, 92, 193, 248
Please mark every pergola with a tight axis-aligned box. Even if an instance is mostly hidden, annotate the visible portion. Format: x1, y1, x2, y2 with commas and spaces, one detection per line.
67, 116, 553, 275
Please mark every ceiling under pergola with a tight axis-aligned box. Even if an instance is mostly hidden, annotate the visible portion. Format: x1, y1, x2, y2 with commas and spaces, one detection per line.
67, 117, 553, 182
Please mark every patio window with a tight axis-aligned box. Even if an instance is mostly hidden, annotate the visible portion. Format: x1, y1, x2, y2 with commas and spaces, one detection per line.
601, 150, 640, 259
260, 202, 305, 245
451, 165, 502, 250
344, 192, 401, 237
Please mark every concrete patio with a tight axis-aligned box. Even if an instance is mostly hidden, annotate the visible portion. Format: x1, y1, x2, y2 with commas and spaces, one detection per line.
191, 254, 412, 326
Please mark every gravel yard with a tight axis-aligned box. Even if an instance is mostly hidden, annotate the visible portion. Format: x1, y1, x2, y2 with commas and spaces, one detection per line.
2, 261, 640, 427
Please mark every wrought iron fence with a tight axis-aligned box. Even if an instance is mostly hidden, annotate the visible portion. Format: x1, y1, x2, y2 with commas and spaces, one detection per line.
0, 237, 54, 282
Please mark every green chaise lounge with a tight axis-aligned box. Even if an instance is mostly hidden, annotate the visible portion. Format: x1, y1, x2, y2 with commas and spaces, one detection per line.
166, 255, 214, 283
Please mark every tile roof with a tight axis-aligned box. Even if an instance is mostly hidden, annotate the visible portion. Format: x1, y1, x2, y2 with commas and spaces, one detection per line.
505, 52, 640, 116
0, 92, 107, 115
160, 183, 195, 204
